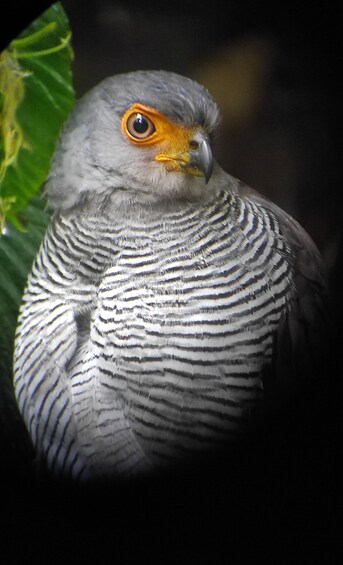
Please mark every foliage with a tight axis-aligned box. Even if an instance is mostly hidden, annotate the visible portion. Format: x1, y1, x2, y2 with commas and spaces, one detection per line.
0, 3, 75, 456
0, 2, 74, 229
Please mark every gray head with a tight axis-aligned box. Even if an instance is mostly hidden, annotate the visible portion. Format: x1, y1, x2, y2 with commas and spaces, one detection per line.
46, 70, 221, 210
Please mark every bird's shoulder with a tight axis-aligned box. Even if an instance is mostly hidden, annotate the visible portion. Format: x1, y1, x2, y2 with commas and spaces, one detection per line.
235, 182, 330, 400
236, 182, 327, 293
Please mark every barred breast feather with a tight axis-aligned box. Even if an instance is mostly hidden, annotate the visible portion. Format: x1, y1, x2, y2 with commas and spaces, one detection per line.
13, 183, 327, 480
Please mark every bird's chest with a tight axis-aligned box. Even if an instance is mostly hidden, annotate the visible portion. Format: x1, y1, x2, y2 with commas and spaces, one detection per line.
94, 215, 292, 373
73, 206, 294, 462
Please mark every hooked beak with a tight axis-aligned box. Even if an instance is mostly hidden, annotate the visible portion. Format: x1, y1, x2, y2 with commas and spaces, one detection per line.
155, 130, 213, 184
186, 132, 213, 184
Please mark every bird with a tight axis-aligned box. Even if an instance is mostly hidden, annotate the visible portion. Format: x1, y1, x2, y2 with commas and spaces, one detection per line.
13, 70, 328, 481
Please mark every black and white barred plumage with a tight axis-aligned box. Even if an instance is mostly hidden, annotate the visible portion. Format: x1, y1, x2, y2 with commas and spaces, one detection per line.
13, 71, 327, 480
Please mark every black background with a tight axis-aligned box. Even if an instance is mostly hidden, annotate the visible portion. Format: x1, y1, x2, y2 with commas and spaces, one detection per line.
1, 2, 341, 563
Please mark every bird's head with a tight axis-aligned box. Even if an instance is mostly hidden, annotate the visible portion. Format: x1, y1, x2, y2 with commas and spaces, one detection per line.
46, 70, 221, 210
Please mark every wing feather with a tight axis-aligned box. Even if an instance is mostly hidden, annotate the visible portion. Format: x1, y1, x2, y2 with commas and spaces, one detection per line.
14, 299, 89, 479
238, 183, 330, 406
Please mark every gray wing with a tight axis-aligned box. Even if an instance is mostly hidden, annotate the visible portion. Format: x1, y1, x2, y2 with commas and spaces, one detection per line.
13, 297, 89, 480
238, 183, 330, 407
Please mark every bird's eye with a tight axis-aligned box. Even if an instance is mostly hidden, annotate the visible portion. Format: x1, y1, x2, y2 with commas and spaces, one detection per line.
126, 113, 156, 140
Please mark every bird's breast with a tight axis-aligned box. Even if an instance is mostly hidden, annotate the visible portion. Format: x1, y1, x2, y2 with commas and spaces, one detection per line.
77, 197, 294, 463
19, 190, 296, 471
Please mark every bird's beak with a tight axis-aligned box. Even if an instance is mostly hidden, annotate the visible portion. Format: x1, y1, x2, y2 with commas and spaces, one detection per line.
186, 132, 213, 184
155, 129, 213, 184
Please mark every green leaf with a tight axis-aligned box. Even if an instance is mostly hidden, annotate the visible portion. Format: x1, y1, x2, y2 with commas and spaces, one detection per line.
0, 195, 49, 469
0, 2, 74, 226
0, 196, 49, 376
0, 3, 75, 465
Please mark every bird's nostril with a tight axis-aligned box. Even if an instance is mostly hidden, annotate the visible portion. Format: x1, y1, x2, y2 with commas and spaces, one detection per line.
189, 139, 199, 150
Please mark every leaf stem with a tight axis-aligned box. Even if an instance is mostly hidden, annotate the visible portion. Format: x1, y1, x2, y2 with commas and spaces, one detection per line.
14, 32, 72, 59
11, 22, 57, 49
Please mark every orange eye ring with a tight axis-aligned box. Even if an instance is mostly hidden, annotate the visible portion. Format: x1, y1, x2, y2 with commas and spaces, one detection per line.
125, 112, 156, 140
121, 103, 196, 150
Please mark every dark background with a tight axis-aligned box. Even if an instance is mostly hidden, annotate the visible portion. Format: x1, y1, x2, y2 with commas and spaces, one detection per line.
1, 1, 341, 563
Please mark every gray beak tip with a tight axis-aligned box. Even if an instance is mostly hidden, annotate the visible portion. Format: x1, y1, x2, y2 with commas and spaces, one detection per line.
189, 134, 213, 184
